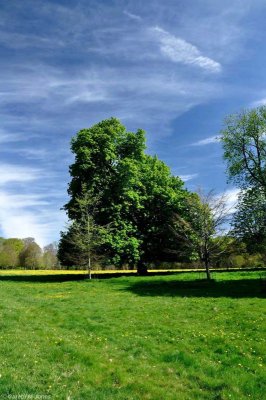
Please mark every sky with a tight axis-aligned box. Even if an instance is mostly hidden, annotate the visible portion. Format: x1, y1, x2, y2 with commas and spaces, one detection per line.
1, 0, 266, 246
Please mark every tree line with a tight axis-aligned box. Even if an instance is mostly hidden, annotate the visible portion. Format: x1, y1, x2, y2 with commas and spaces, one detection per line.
0, 237, 59, 269
1, 233, 264, 272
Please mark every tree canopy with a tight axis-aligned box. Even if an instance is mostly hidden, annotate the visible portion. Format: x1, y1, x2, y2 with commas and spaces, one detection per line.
221, 107, 266, 192
62, 117, 191, 273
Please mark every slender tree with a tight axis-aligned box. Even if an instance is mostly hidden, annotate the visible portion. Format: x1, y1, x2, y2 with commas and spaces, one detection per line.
171, 190, 230, 280
59, 186, 108, 277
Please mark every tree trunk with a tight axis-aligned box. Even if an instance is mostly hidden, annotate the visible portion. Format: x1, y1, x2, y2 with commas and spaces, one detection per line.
88, 255, 92, 280
205, 260, 211, 280
137, 261, 148, 275
203, 244, 211, 280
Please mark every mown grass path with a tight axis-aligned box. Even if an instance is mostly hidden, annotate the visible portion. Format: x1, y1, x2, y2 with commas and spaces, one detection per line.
0, 271, 265, 399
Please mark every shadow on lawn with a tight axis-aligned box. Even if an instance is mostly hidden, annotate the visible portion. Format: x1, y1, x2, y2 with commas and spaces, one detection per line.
0, 272, 140, 283
0, 270, 183, 283
0, 274, 90, 283
123, 278, 266, 298
1, 273, 266, 298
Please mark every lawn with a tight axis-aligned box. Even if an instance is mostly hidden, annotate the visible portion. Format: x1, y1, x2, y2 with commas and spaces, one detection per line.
0, 271, 265, 400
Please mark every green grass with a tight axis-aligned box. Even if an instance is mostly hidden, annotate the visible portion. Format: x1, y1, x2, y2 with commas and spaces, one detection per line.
0, 271, 265, 400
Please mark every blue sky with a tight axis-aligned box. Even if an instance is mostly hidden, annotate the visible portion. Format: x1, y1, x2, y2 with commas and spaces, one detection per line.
1, 0, 266, 246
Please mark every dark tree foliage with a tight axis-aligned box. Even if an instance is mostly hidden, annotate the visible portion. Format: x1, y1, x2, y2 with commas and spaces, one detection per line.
58, 187, 109, 275
58, 225, 86, 269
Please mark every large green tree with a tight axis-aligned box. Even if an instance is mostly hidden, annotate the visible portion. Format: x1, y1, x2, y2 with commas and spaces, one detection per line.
63, 118, 190, 273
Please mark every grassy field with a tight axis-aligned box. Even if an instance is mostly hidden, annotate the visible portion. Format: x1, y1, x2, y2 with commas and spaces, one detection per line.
0, 271, 265, 400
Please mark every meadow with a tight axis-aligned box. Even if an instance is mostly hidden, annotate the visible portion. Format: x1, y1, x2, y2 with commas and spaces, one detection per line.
0, 270, 265, 400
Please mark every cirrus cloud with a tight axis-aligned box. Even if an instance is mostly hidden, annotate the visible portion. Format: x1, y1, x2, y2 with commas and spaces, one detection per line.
151, 26, 222, 73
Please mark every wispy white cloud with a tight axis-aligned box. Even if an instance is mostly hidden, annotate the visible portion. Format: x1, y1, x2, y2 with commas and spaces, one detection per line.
0, 164, 41, 185
151, 26, 222, 73
0, 30, 65, 50
9, 148, 51, 160
123, 10, 142, 22
0, 165, 66, 246
0, 192, 66, 246
0, 66, 110, 105
0, 63, 222, 138
66, 89, 108, 104
225, 188, 240, 209
0, 192, 49, 209
0, 164, 66, 246
192, 135, 220, 146
250, 98, 266, 107
179, 173, 198, 182
0, 129, 26, 144
216, 188, 241, 215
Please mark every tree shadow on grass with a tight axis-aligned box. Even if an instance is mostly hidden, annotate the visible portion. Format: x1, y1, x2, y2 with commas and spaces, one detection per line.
0, 274, 88, 283
0, 271, 140, 283
123, 278, 266, 298
0, 270, 184, 283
